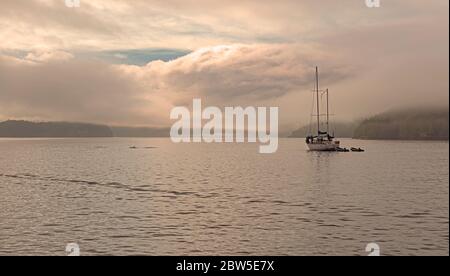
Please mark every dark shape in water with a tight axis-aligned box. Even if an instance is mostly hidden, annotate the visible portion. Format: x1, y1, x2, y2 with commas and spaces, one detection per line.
336, 147, 350, 152
129, 146, 157, 150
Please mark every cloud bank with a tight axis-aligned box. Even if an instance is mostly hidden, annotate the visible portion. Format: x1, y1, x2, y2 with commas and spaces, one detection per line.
0, 0, 448, 131
0, 44, 349, 127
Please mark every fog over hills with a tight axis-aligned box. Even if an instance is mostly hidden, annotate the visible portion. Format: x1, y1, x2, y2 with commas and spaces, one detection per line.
290, 107, 449, 140
290, 122, 357, 138
0, 121, 170, 138
353, 108, 449, 140
1, 107, 448, 140
0, 121, 113, 138
110, 126, 170, 137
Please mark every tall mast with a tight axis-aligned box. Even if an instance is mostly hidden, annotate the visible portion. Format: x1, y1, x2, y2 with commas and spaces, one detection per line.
316, 67, 320, 137
326, 88, 329, 134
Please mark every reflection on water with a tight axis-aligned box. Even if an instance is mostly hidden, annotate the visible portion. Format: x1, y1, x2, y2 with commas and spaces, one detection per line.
0, 138, 448, 256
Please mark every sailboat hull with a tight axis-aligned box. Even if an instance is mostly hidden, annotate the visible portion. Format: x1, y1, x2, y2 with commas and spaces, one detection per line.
307, 141, 340, 151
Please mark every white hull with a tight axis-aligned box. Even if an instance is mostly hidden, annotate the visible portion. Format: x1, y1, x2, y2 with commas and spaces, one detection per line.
307, 141, 340, 151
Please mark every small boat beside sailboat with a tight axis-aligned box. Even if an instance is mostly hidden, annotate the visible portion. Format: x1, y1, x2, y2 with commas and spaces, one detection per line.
351, 147, 365, 152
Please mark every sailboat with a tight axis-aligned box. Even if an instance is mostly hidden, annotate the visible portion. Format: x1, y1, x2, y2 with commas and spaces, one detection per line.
305, 67, 341, 151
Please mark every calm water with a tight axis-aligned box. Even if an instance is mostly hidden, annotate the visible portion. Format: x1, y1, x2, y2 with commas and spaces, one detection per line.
0, 138, 448, 256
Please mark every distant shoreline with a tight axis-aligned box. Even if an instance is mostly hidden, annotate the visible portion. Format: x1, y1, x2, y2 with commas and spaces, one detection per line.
287, 137, 449, 141
350, 138, 449, 141
1, 137, 448, 142
0, 120, 170, 138
2, 106, 448, 140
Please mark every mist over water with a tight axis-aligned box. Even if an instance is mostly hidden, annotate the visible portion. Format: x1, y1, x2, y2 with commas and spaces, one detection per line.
0, 138, 448, 256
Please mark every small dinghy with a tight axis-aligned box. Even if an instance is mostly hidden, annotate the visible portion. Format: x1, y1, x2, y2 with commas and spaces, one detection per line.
351, 147, 365, 152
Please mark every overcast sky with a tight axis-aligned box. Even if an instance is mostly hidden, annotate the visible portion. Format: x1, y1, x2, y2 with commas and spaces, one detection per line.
0, 0, 448, 130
